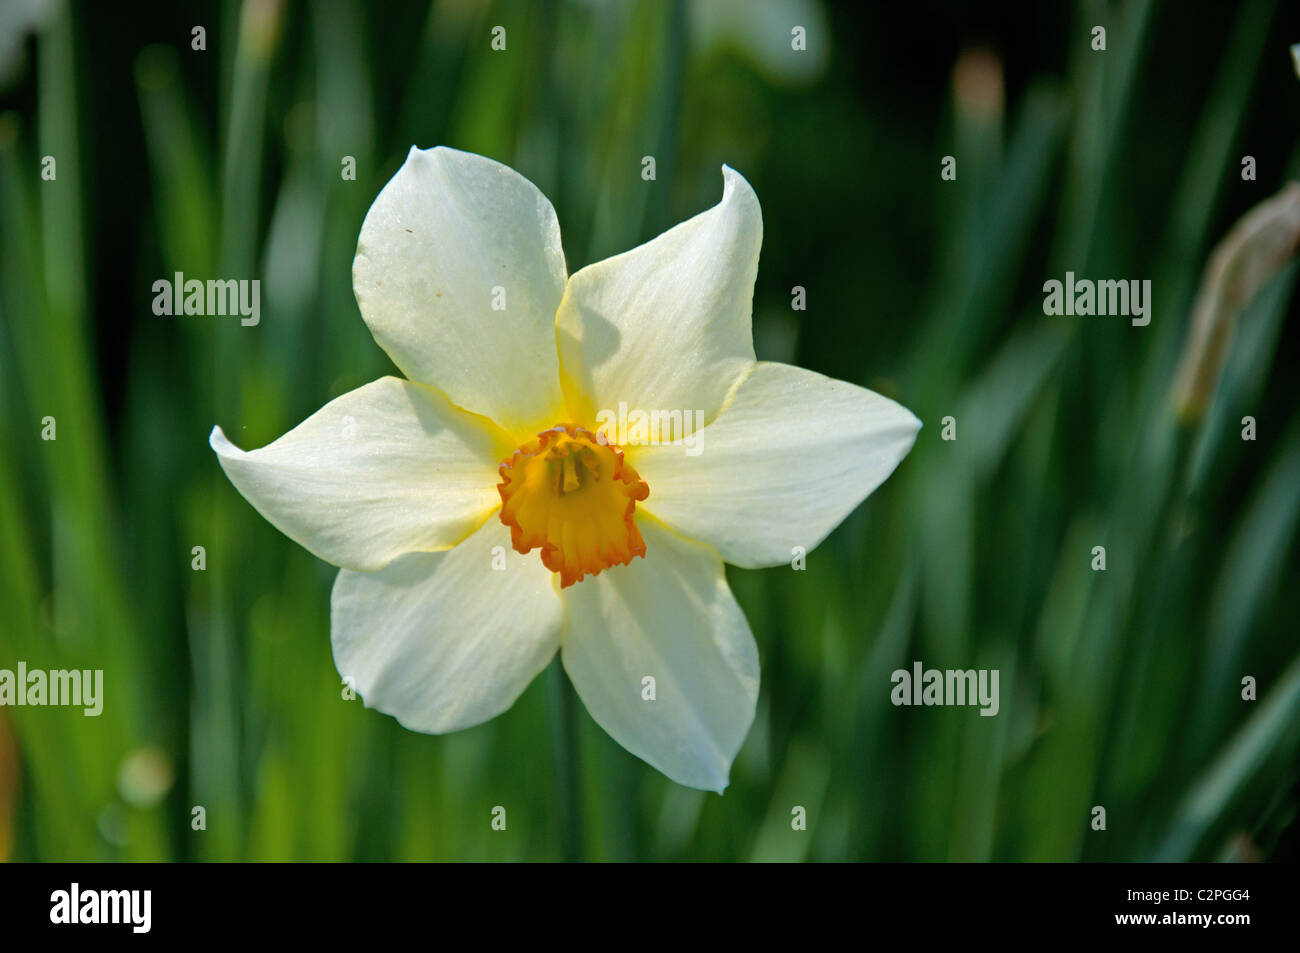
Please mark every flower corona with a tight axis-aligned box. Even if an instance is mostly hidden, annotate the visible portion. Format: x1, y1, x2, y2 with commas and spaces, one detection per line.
498, 425, 650, 587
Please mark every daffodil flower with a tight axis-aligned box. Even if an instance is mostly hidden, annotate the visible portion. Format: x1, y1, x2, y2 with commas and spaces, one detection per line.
211, 147, 920, 791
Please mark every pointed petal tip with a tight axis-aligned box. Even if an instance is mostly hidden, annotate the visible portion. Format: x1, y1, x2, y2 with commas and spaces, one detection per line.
720, 163, 755, 197
209, 424, 235, 454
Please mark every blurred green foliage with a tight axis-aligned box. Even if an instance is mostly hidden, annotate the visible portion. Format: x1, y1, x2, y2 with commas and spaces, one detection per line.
0, 0, 1298, 861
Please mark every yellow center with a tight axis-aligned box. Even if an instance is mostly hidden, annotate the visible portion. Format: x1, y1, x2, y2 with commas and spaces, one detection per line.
497, 425, 650, 587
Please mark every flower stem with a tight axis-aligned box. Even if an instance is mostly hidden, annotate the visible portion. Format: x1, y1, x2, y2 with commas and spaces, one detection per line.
546, 658, 584, 861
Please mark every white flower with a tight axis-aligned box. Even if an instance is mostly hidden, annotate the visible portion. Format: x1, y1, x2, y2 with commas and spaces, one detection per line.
211, 146, 920, 791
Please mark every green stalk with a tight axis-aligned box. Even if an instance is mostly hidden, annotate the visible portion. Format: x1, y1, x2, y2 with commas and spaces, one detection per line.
546, 658, 584, 861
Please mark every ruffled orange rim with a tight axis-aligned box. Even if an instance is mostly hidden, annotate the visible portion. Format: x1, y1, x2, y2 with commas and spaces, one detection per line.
497, 424, 649, 587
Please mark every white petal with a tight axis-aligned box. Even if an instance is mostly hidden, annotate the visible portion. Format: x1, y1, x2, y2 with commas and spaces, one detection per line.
560, 518, 758, 792
634, 362, 920, 568
211, 376, 510, 572
353, 146, 568, 439
332, 517, 562, 733
557, 165, 761, 426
